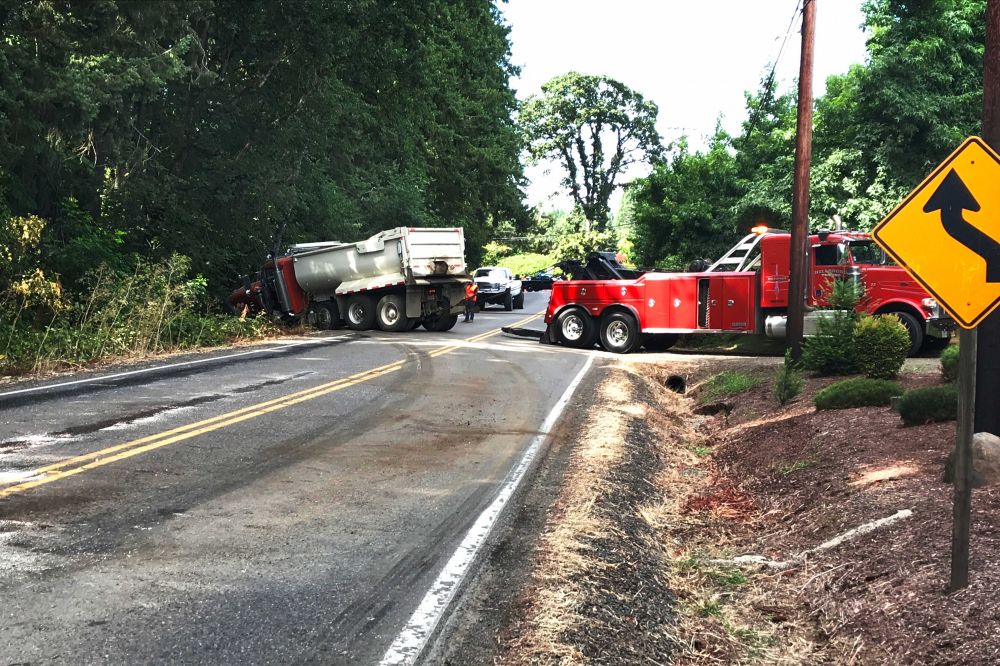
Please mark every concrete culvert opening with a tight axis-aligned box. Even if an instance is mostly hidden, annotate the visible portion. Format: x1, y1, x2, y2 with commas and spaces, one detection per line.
665, 375, 687, 394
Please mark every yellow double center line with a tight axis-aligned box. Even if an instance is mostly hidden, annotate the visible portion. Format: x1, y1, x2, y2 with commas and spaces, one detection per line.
0, 313, 542, 499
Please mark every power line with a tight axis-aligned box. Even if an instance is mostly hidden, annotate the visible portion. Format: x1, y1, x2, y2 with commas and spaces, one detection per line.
743, 0, 803, 143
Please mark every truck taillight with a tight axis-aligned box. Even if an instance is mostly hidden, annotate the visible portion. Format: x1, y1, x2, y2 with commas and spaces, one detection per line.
921, 298, 938, 311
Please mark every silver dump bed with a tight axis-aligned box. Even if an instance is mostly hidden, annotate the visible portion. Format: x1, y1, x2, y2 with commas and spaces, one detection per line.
289, 227, 468, 300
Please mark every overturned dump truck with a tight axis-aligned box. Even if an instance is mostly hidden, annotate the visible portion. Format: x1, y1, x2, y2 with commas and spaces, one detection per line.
229, 227, 471, 332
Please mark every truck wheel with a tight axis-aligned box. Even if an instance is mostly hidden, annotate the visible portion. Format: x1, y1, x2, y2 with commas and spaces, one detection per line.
312, 301, 338, 331
408, 318, 422, 330
345, 294, 376, 331
375, 294, 409, 332
883, 311, 923, 356
423, 313, 458, 332
554, 308, 596, 348
514, 292, 525, 309
477, 299, 487, 311
643, 334, 678, 352
504, 291, 513, 311
599, 311, 640, 354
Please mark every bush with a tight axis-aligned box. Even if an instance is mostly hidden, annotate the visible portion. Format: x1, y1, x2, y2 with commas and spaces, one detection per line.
852, 314, 910, 379
898, 385, 958, 426
801, 279, 862, 376
814, 377, 902, 410
773, 352, 805, 405
940, 344, 960, 382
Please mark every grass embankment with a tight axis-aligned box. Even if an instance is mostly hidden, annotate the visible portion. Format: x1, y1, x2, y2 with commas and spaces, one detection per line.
500, 356, 991, 664
1, 255, 278, 379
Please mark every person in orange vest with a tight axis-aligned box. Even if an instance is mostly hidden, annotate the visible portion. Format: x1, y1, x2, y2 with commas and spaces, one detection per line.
463, 281, 479, 322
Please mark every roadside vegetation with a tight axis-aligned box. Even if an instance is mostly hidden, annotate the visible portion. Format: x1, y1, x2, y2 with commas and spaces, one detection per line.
0, 1, 525, 377
499, 348, 985, 664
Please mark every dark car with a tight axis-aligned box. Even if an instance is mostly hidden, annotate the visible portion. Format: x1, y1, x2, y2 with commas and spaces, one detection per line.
522, 272, 557, 291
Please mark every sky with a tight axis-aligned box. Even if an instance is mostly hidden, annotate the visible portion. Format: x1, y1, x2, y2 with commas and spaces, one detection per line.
499, 0, 872, 211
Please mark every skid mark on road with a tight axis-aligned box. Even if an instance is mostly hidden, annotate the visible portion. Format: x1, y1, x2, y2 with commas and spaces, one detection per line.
0, 314, 543, 499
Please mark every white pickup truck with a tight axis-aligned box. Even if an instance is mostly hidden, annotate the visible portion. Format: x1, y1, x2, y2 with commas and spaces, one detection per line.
473, 266, 524, 311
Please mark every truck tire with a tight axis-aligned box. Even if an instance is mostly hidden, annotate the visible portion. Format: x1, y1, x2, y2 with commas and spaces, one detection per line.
554, 307, 596, 348
375, 294, 409, 332
514, 292, 525, 309
504, 290, 513, 311
312, 301, 338, 330
345, 294, 376, 331
408, 318, 422, 330
883, 310, 923, 356
599, 311, 640, 354
422, 313, 459, 332
643, 333, 678, 352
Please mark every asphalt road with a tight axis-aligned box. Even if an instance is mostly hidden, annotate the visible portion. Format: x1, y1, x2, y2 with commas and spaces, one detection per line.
0, 291, 594, 665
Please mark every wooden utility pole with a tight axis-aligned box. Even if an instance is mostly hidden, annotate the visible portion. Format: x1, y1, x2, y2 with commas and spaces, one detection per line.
976, 0, 1000, 437
951, 0, 1000, 593
787, 0, 816, 361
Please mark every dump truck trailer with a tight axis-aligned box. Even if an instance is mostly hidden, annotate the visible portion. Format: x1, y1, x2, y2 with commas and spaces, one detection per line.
229, 227, 471, 332
544, 228, 955, 355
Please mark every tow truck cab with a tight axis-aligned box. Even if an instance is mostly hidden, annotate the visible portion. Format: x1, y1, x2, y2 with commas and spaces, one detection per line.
544, 229, 954, 354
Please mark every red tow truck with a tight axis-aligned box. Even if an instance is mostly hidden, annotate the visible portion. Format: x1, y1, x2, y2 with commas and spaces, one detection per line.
543, 227, 955, 355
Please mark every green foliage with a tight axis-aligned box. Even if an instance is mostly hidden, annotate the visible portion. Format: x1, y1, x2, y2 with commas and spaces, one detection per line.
496, 253, 556, 278
626, 0, 986, 266
520, 72, 663, 230
0, 0, 526, 292
814, 377, 902, 410
801, 281, 861, 376
481, 241, 512, 266
0, 256, 277, 376
940, 344, 960, 382
550, 228, 617, 264
773, 352, 805, 405
898, 385, 959, 426
853, 314, 910, 379
701, 371, 762, 401
629, 134, 743, 267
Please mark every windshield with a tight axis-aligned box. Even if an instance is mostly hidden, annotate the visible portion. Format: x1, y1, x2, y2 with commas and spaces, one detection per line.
474, 269, 504, 279
848, 240, 895, 266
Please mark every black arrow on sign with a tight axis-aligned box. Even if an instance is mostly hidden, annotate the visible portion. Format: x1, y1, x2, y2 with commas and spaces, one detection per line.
923, 168, 1000, 282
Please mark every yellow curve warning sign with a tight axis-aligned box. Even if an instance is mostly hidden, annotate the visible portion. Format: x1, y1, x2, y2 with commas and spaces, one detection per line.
872, 136, 1000, 329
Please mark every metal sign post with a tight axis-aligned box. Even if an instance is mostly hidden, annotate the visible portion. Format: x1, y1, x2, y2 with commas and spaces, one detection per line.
950, 328, 977, 592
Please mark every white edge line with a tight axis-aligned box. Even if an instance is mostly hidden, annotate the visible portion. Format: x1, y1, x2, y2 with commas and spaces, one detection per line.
379, 353, 595, 666
0, 336, 348, 400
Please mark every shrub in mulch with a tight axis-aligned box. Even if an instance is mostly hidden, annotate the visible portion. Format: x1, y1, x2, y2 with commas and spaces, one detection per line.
940, 344, 959, 383
773, 351, 804, 405
813, 377, 902, 410
898, 385, 958, 426
852, 314, 910, 379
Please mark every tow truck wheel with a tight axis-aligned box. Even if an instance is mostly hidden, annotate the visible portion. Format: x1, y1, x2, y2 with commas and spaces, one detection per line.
514, 292, 525, 309
599, 311, 640, 354
408, 318, 422, 330
345, 294, 376, 331
425, 313, 458, 332
504, 291, 513, 311
555, 308, 596, 348
375, 294, 409, 332
883, 311, 923, 356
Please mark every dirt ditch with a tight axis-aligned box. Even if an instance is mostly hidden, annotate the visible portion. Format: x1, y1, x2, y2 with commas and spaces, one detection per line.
496, 354, 1000, 664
